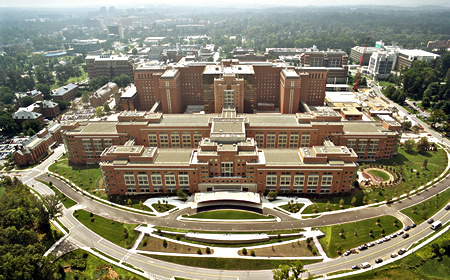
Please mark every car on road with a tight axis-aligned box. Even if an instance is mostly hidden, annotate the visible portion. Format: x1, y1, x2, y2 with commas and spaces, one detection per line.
344, 250, 351, 256
397, 230, 404, 235
383, 236, 391, 241
390, 233, 397, 238
352, 265, 360, 269
445, 204, 450, 210
359, 244, 368, 250
431, 221, 442, 230
428, 218, 434, 224
410, 223, 416, 228
376, 239, 384, 244
375, 258, 383, 264
361, 262, 371, 269
367, 242, 375, 247
403, 225, 411, 231
391, 253, 398, 258
398, 248, 407, 255
402, 233, 410, 239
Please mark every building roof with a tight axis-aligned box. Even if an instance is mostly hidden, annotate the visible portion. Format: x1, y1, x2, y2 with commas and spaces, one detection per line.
263, 149, 302, 166
52, 83, 78, 97
343, 122, 397, 135
12, 110, 42, 120
399, 49, 440, 58
66, 122, 118, 134
41, 100, 59, 108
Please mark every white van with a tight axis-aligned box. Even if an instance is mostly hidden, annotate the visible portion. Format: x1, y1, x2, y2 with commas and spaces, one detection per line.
361, 262, 371, 269
430, 221, 442, 230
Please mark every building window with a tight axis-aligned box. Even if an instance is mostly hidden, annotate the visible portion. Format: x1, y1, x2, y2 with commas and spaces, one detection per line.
137, 173, 149, 192
103, 139, 113, 149
301, 133, 310, 147
179, 174, 189, 189
307, 173, 319, 186
182, 132, 191, 148
82, 139, 92, 151
151, 173, 162, 187
357, 139, 367, 154
369, 139, 379, 153
266, 175, 277, 187
267, 133, 276, 148
193, 132, 202, 146
278, 132, 287, 148
124, 172, 136, 192
280, 174, 291, 186
159, 133, 169, 148
321, 173, 333, 186
347, 139, 356, 150
221, 162, 234, 177
148, 133, 158, 147
255, 133, 264, 147
165, 173, 176, 188
224, 90, 235, 106
294, 174, 305, 187
289, 133, 299, 148
171, 133, 180, 148
93, 139, 103, 153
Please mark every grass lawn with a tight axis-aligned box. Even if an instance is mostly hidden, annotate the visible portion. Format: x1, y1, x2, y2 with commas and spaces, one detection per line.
359, 147, 448, 205
74, 209, 139, 249
145, 255, 320, 270
139, 235, 209, 254
279, 203, 304, 213
36, 179, 77, 208
56, 249, 147, 280
332, 232, 450, 280
302, 196, 357, 214
319, 215, 402, 258
367, 170, 390, 181
152, 202, 176, 212
154, 226, 304, 235
238, 239, 317, 257
0, 186, 5, 197
67, 66, 88, 84
378, 81, 395, 87
49, 155, 104, 197
400, 187, 450, 224
185, 210, 275, 220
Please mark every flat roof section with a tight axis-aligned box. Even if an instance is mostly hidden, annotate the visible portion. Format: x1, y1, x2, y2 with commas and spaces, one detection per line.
263, 149, 302, 166
153, 149, 192, 166
69, 122, 118, 134
194, 191, 261, 205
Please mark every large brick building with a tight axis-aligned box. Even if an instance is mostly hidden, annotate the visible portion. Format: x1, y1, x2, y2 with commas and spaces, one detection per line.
86, 55, 134, 81
130, 60, 328, 114
62, 106, 400, 196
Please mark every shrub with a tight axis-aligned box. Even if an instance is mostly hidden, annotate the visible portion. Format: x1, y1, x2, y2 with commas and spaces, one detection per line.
250, 250, 255, 256
89, 212, 94, 217
90, 217, 95, 222
197, 248, 202, 255
205, 247, 211, 254
162, 239, 168, 248
242, 248, 247, 255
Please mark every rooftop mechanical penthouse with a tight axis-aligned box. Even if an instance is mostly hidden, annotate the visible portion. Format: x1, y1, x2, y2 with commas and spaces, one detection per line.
62, 106, 400, 196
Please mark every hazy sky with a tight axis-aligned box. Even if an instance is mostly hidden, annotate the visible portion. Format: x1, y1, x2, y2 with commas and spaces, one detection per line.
0, 0, 448, 8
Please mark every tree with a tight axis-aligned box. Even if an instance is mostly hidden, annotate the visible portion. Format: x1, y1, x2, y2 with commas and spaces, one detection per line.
428, 109, 447, 128
242, 248, 248, 255
0, 112, 19, 133
20, 96, 35, 107
177, 190, 188, 201
81, 92, 90, 103
95, 106, 104, 117
339, 198, 344, 207
273, 261, 306, 280
351, 196, 357, 206
103, 102, 111, 112
401, 121, 412, 131
422, 159, 428, 170
42, 194, 63, 219
36, 84, 51, 100
422, 97, 431, 108
132, 48, 138, 55
127, 198, 132, 206
267, 191, 277, 201
22, 119, 42, 133
162, 239, 168, 248
411, 125, 421, 134
0, 86, 16, 104
403, 139, 415, 153
416, 137, 430, 153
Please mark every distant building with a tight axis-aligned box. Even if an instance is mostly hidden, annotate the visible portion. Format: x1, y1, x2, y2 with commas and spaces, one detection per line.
368, 50, 397, 79
12, 110, 43, 127
90, 82, 119, 107
85, 55, 134, 81
51, 83, 79, 101
72, 39, 102, 53
14, 123, 62, 166
107, 25, 124, 39
39, 100, 61, 118
350, 46, 379, 65
299, 50, 349, 83
427, 40, 449, 50
396, 49, 441, 70
16, 89, 44, 101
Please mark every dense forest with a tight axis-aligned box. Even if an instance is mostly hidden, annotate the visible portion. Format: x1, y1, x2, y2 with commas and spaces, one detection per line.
0, 176, 63, 280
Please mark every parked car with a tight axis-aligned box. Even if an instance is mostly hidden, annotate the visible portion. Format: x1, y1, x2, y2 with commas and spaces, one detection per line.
352, 265, 360, 269
375, 258, 383, 263
398, 248, 407, 255
445, 204, 450, 210
376, 239, 384, 244
428, 218, 434, 224
344, 250, 351, 256
410, 223, 416, 228
361, 262, 371, 269
397, 230, 404, 235
390, 233, 397, 238
403, 225, 411, 231
383, 236, 391, 241
359, 244, 368, 250
402, 233, 410, 239
367, 242, 375, 247
391, 253, 398, 258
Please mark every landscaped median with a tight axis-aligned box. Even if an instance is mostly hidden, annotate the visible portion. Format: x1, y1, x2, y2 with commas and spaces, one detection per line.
400, 187, 450, 225
318, 215, 402, 258
73, 209, 139, 249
